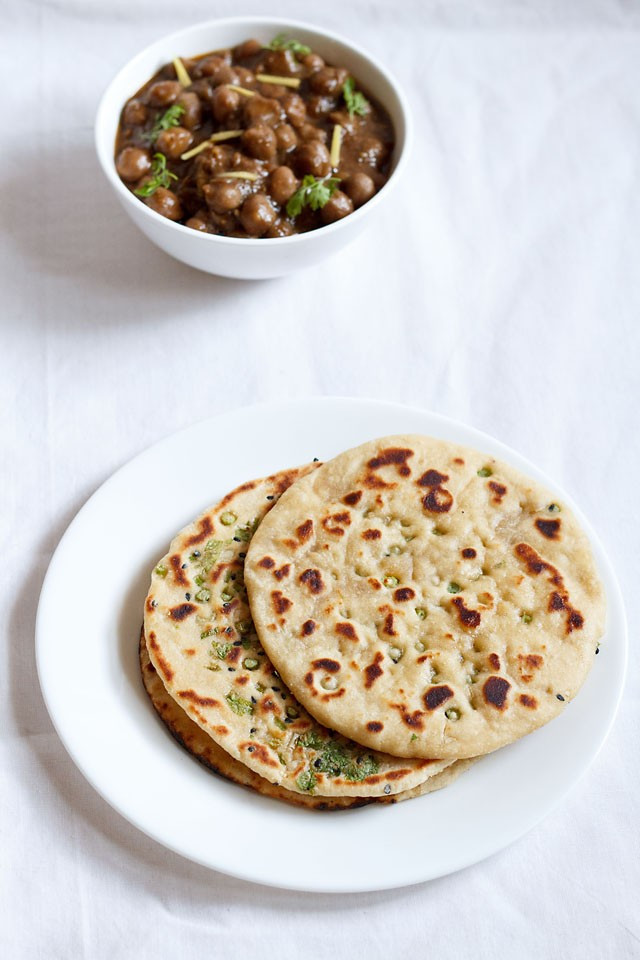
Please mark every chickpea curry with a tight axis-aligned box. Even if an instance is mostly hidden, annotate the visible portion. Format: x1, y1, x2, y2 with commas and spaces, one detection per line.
114, 34, 395, 238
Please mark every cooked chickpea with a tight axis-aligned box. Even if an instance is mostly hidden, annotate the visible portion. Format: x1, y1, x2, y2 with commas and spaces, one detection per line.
320, 190, 354, 224
293, 141, 331, 178
145, 187, 182, 220
234, 66, 256, 87
176, 92, 202, 129
147, 81, 182, 107
301, 52, 324, 73
123, 99, 147, 125
185, 215, 209, 231
265, 219, 295, 238
155, 127, 193, 159
309, 67, 348, 97
343, 172, 376, 207
115, 146, 151, 182
269, 166, 299, 205
242, 124, 277, 161
239, 194, 277, 236
274, 123, 298, 152
283, 93, 306, 128
203, 180, 245, 214
211, 85, 241, 124
299, 124, 327, 143
234, 38, 262, 60
263, 49, 299, 77
357, 136, 387, 168
307, 95, 336, 119
244, 94, 282, 126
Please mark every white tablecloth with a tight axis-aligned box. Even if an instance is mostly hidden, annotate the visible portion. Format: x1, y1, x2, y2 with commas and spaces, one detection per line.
2, 0, 639, 956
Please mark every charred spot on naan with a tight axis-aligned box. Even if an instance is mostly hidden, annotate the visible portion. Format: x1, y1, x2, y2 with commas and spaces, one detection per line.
271, 591, 292, 614
343, 490, 363, 506
535, 518, 561, 540
184, 515, 214, 547
178, 688, 221, 708
364, 652, 384, 688
514, 543, 585, 634
482, 676, 511, 710
367, 447, 414, 477
487, 480, 507, 504
299, 568, 324, 594
169, 553, 189, 586
417, 469, 454, 514
423, 685, 454, 711
335, 622, 359, 642
168, 602, 196, 621
451, 596, 482, 629
519, 694, 538, 709
147, 630, 174, 682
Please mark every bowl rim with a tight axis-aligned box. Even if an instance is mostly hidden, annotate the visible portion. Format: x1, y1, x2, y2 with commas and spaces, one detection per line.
95, 15, 413, 247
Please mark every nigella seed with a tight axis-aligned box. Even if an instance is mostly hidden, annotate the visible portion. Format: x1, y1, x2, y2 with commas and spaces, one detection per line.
250, 727, 257, 734
185, 593, 191, 600
227, 667, 236, 672
266, 495, 275, 501
384, 784, 391, 795
271, 686, 281, 693
595, 646, 600, 654
250, 696, 257, 703
556, 694, 565, 701
181, 563, 187, 569
313, 458, 319, 462
247, 746, 255, 753
233, 537, 241, 542
314, 759, 322, 769
239, 552, 246, 559
233, 640, 242, 646
285, 718, 293, 724
192, 550, 200, 557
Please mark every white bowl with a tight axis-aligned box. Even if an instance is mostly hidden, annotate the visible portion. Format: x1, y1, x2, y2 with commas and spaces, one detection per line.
95, 17, 412, 280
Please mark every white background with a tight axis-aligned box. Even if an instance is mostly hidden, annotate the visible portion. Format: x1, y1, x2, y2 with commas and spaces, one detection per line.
2, 0, 639, 956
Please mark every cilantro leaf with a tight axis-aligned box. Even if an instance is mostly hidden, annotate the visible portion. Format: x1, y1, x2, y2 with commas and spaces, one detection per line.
286, 175, 341, 218
296, 770, 317, 793
144, 103, 185, 144
342, 77, 370, 117
267, 33, 311, 57
134, 153, 177, 197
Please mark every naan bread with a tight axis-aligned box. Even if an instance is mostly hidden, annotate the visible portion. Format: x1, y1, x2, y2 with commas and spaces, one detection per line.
140, 630, 474, 809
143, 465, 453, 797
245, 436, 606, 759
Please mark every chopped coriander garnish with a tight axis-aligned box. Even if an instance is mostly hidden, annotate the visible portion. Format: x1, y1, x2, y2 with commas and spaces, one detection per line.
267, 33, 311, 57
242, 657, 259, 670
342, 76, 370, 117
477, 467, 493, 478
410, 733, 419, 742
415, 607, 427, 620
548, 503, 561, 513
520, 612, 533, 624
214, 642, 231, 660
296, 769, 317, 793
220, 511, 237, 526
383, 575, 399, 588
194, 588, 211, 602
274, 717, 287, 730
134, 153, 177, 197
286, 174, 340, 218
445, 708, 460, 721
154, 563, 168, 578
220, 590, 233, 603
200, 628, 215, 639
447, 582, 462, 594
144, 103, 185, 144
225, 691, 254, 716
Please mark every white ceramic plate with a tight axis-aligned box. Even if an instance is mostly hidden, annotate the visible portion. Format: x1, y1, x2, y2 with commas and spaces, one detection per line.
36, 398, 627, 893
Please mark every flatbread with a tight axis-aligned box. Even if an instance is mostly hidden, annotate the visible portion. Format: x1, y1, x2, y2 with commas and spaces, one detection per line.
143, 465, 453, 797
245, 435, 606, 759
140, 630, 473, 809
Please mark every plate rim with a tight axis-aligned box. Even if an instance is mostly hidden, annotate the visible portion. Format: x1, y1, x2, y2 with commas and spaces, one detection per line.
35, 396, 628, 893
